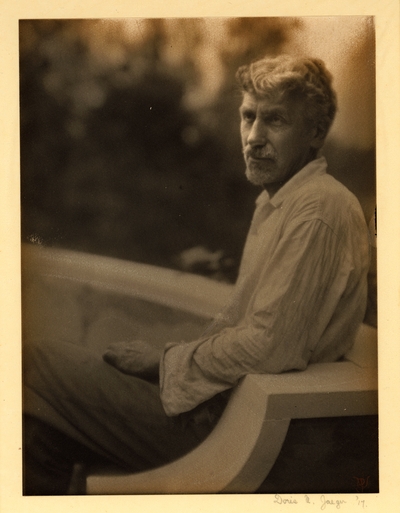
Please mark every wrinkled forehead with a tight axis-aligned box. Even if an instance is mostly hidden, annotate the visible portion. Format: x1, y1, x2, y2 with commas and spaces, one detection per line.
240, 91, 307, 116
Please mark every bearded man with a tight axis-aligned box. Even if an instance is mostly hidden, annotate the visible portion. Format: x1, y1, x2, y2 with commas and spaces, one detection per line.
23, 55, 370, 494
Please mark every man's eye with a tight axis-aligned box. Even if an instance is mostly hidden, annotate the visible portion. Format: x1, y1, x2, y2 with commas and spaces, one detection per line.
269, 115, 285, 125
242, 112, 255, 122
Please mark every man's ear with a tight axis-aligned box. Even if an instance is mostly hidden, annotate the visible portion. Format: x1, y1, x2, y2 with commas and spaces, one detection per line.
310, 123, 327, 149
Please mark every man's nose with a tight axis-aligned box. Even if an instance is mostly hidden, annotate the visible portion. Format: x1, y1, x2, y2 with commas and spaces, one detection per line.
247, 119, 267, 147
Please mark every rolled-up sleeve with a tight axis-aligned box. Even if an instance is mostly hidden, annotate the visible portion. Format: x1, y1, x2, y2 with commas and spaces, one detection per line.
159, 217, 365, 416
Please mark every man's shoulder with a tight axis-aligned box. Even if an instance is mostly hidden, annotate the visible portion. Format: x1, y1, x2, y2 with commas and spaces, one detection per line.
286, 172, 364, 226
298, 171, 353, 199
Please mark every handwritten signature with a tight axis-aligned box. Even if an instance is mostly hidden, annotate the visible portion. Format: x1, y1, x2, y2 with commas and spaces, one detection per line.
273, 494, 366, 510
320, 495, 347, 510
274, 494, 299, 505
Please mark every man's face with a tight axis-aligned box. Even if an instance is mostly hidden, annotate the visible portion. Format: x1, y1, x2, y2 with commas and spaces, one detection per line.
240, 92, 322, 195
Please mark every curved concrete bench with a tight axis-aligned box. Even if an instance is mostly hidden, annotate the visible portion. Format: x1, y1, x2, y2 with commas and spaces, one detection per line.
21, 244, 378, 495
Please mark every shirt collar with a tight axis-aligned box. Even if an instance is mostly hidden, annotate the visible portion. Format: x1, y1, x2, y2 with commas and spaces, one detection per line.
255, 156, 328, 209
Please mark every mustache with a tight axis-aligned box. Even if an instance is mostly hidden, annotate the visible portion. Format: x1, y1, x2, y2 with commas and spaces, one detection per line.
243, 146, 276, 160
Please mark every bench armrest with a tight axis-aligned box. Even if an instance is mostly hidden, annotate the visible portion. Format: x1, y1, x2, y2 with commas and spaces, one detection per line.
87, 358, 377, 494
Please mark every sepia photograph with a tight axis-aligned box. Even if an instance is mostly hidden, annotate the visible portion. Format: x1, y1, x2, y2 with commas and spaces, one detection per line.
19, 16, 379, 497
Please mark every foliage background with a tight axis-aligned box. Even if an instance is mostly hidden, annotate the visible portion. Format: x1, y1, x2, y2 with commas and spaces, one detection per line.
19, 17, 376, 283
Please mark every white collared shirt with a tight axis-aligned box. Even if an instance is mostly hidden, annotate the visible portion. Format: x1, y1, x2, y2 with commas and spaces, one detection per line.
160, 157, 370, 416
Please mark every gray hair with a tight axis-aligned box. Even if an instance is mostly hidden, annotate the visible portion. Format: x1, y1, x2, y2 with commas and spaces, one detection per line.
236, 54, 337, 139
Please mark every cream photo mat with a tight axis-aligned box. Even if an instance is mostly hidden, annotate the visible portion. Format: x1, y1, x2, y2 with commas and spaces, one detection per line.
1, 0, 399, 512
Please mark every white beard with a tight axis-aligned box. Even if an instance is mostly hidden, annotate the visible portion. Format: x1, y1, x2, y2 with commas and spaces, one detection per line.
243, 145, 277, 186
245, 166, 272, 186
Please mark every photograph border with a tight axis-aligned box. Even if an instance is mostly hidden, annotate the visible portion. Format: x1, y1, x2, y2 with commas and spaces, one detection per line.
1, 1, 399, 512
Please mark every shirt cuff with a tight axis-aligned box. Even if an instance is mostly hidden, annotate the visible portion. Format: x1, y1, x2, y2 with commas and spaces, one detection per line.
159, 338, 232, 416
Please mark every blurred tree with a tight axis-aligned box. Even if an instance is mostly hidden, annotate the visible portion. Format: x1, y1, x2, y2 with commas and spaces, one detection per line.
19, 18, 297, 281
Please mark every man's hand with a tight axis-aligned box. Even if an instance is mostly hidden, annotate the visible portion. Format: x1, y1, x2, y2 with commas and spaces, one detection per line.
103, 340, 162, 380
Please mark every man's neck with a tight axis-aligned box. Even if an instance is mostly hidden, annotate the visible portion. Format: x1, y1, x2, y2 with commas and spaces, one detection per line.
263, 152, 318, 198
